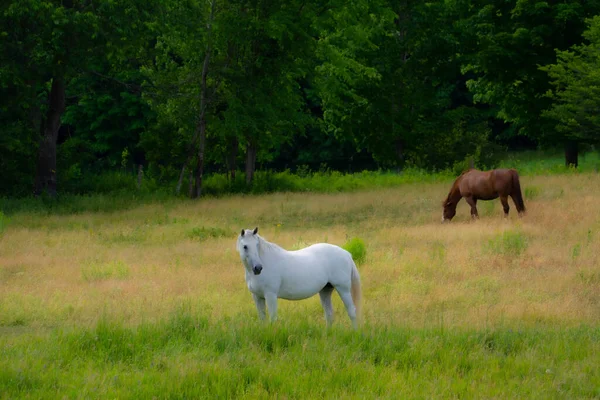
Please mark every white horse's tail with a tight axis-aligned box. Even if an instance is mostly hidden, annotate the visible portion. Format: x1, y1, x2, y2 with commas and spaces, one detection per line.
351, 263, 362, 324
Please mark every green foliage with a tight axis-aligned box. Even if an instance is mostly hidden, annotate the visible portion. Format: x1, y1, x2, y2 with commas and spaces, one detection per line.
486, 230, 529, 256
315, 1, 491, 170
2, 0, 600, 197
61, 85, 154, 173
187, 226, 230, 241
458, 0, 600, 143
343, 237, 367, 265
541, 16, 600, 145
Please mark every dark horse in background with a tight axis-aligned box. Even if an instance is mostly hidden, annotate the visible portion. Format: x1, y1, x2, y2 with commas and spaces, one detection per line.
442, 168, 526, 222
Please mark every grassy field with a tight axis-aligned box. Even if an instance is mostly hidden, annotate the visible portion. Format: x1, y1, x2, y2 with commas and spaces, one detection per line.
1, 171, 599, 398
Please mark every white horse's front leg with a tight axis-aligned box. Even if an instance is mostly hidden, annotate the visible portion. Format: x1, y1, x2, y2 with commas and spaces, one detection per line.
265, 292, 278, 323
252, 293, 266, 321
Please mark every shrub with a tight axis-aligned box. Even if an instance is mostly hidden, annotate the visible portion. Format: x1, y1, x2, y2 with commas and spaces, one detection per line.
343, 237, 367, 265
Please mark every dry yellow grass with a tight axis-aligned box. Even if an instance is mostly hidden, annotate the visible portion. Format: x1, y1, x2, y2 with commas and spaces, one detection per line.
1, 174, 599, 331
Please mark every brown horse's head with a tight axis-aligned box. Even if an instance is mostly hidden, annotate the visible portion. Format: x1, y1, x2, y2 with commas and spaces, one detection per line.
442, 197, 457, 222
441, 177, 463, 222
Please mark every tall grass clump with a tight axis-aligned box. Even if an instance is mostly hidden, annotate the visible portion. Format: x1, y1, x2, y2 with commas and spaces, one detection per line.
187, 226, 231, 241
485, 230, 529, 256
524, 186, 541, 200
0, 211, 8, 235
81, 260, 131, 282
343, 237, 367, 265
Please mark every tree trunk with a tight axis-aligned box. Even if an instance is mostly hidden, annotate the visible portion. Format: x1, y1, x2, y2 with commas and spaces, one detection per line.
188, 170, 194, 198
137, 164, 144, 189
191, 0, 215, 199
227, 136, 238, 182
193, 117, 207, 198
565, 140, 579, 168
176, 162, 189, 195
395, 139, 404, 162
34, 76, 66, 197
245, 141, 257, 185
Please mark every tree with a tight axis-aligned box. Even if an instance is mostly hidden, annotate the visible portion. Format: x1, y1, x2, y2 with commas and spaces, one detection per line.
0, 0, 159, 196
542, 15, 600, 166
214, 0, 316, 185
142, 0, 225, 197
456, 0, 600, 165
144, 0, 316, 194
314, 0, 495, 170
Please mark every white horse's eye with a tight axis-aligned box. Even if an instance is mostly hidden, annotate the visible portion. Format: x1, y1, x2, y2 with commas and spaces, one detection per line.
243, 245, 248, 250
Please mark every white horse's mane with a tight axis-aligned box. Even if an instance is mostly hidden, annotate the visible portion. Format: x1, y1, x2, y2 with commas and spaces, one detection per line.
257, 234, 287, 257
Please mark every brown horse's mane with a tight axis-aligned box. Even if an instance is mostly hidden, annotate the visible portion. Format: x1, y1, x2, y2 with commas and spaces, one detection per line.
442, 168, 474, 206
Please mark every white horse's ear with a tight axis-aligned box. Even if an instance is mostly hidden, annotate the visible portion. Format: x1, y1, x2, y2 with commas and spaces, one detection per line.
240, 229, 245, 237
253, 227, 258, 235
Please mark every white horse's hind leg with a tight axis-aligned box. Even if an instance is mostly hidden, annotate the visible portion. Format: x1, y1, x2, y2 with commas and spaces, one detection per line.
336, 287, 357, 328
252, 294, 266, 321
319, 285, 334, 326
265, 292, 278, 323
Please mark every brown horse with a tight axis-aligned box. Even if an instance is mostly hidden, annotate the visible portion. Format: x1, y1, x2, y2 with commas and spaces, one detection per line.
442, 168, 526, 222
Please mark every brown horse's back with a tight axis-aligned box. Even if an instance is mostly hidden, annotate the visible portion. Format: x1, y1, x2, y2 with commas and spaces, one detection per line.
459, 168, 525, 209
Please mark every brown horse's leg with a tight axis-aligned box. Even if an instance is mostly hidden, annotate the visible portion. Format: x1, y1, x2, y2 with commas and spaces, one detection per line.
509, 194, 525, 217
465, 196, 478, 220
500, 196, 510, 218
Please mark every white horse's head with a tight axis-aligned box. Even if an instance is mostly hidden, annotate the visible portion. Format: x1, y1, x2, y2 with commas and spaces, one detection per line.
237, 227, 263, 275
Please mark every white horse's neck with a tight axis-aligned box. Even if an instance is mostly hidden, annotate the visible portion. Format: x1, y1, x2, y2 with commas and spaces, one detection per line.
258, 235, 288, 259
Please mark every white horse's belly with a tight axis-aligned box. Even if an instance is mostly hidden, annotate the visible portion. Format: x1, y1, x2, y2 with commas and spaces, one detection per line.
278, 276, 328, 300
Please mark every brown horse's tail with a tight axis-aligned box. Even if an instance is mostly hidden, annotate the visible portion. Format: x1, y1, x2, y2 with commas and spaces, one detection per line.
511, 169, 526, 214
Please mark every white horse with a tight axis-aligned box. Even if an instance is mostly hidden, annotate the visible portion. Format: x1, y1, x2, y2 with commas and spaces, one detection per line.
236, 227, 362, 328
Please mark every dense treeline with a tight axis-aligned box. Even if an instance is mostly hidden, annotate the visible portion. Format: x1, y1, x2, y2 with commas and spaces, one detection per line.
1, 0, 600, 197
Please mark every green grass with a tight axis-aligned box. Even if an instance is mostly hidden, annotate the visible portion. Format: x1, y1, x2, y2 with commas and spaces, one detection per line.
497, 149, 600, 175
2, 150, 598, 217
1, 308, 598, 399
1, 166, 600, 398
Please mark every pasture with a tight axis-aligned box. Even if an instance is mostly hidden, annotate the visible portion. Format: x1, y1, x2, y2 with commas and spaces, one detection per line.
1, 173, 599, 398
